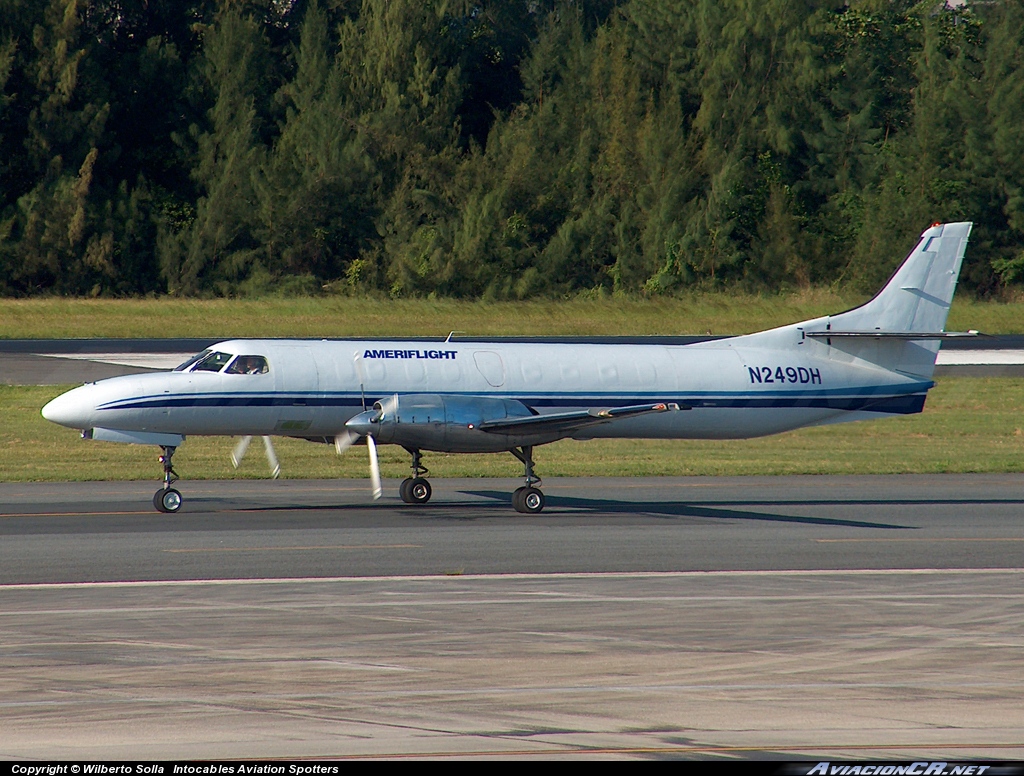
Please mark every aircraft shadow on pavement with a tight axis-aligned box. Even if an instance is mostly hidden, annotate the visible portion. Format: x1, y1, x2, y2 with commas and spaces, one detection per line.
678, 497, 1024, 508
460, 490, 909, 529
175, 492, 904, 530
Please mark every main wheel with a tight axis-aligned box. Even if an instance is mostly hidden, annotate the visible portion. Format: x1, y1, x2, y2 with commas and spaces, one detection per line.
400, 477, 432, 504
513, 486, 544, 514
154, 488, 182, 513
511, 486, 526, 512
408, 477, 431, 504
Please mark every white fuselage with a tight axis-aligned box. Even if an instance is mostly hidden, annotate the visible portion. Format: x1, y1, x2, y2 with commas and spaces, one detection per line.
42, 330, 932, 445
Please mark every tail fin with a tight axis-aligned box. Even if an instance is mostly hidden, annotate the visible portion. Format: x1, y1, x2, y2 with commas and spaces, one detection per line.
829, 221, 972, 334
734, 223, 974, 378
807, 221, 973, 378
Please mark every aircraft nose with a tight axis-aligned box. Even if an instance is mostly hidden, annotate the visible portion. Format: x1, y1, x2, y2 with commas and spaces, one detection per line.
42, 387, 93, 428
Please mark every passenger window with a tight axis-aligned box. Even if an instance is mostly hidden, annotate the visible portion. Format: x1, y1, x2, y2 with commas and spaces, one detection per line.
226, 355, 269, 375
191, 351, 234, 372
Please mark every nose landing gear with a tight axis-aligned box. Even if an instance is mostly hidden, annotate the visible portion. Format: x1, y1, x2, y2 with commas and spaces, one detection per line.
511, 446, 545, 513
153, 445, 182, 513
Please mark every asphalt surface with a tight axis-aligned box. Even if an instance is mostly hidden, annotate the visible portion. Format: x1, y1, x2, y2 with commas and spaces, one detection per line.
2, 476, 1024, 759
2, 475, 1024, 583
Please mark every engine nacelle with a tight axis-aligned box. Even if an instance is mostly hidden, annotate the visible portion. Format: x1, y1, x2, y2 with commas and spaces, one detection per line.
365, 394, 550, 453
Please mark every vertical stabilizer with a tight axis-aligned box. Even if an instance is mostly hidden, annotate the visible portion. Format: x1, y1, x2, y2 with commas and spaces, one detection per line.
812, 221, 973, 378
735, 222, 975, 379
830, 221, 972, 334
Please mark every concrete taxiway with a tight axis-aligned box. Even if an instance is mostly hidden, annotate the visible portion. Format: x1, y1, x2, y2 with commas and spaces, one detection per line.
2, 476, 1023, 759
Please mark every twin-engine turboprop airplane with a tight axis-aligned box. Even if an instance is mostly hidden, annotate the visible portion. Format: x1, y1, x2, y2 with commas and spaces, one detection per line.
42, 222, 975, 514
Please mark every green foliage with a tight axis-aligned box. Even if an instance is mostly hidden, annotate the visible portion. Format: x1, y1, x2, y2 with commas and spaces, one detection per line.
2, 0, 1024, 298
253, 0, 380, 284
159, 8, 272, 295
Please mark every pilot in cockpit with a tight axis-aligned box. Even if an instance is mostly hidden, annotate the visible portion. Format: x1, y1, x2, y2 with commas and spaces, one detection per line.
226, 355, 269, 375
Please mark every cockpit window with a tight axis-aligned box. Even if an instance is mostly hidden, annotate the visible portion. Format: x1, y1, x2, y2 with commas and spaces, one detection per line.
191, 351, 234, 372
225, 355, 269, 375
174, 349, 211, 372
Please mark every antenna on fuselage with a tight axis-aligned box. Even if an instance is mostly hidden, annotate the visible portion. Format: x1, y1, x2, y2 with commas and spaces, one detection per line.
445, 331, 464, 343
353, 353, 367, 411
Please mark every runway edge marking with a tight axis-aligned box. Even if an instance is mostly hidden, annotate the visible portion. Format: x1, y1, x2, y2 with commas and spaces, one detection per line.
3, 567, 1024, 590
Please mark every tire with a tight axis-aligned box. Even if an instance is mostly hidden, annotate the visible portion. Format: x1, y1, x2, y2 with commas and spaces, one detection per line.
154, 488, 182, 513
511, 486, 526, 512
409, 478, 431, 504
401, 477, 432, 504
520, 487, 544, 514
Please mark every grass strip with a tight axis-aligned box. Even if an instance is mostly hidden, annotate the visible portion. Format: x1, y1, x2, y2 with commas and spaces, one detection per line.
3, 378, 1022, 482
1, 294, 1022, 339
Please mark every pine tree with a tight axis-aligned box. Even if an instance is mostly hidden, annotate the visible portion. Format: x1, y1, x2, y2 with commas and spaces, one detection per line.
990, 5, 1024, 230
851, 5, 977, 291
665, 0, 827, 287
985, 0, 1024, 289
329, 0, 465, 295
7, 0, 115, 294
253, 0, 379, 289
160, 8, 270, 295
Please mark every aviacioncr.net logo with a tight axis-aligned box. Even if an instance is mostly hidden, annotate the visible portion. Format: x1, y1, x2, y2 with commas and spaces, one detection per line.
807, 764, 993, 776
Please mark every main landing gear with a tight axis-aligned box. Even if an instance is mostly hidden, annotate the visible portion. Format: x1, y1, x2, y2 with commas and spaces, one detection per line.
511, 445, 545, 514
153, 445, 182, 513
396, 446, 546, 513
399, 448, 432, 504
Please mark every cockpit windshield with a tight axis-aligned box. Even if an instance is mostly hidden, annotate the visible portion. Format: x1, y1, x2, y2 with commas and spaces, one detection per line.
173, 350, 270, 374
191, 351, 235, 372
173, 350, 210, 372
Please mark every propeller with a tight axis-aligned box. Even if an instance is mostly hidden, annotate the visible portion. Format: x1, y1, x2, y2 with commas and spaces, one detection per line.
333, 430, 359, 454
366, 434, 382, 500
231, 435, 281, 479
334, 405, 383, 500
330, 354, 383, 499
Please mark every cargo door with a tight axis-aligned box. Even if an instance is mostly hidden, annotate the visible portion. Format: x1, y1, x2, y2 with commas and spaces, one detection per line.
274, 347, 320, 433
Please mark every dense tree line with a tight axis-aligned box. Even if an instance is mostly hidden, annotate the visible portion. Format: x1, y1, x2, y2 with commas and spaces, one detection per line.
1, 0, 1023, 298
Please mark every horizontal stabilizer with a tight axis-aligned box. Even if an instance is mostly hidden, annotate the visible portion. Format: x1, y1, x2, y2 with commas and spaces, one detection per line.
477, 402, 686, 435
803, 330, 981, 340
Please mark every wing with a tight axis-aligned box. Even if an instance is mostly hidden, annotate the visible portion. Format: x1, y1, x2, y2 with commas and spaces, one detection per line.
475, 402, 688, 436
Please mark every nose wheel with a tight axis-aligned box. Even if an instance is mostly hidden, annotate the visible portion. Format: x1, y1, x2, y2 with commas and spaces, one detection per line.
154, 487, 182, 513
153, 445, 183, 513
511, 446, 545, 513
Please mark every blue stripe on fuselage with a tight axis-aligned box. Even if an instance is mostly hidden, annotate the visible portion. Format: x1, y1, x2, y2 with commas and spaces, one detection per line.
96, 390, 929, 415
